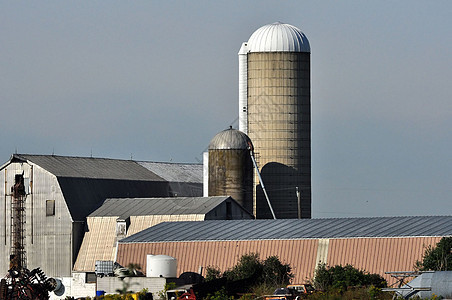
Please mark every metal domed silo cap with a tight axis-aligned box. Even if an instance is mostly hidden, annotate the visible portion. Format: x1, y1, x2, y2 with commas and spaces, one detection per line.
208, 127, 253, 150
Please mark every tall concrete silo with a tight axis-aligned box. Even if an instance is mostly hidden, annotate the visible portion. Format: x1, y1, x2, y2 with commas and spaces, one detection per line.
239, 22, 311, 219
208, 127, 254, 214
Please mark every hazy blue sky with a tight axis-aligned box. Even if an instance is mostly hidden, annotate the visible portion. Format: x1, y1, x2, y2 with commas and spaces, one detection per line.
1, 1, 451, 218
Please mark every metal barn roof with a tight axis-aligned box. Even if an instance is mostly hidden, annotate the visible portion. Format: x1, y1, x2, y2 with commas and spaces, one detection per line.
120, 216, 452, 243
89, 196, 236, 219
7, 154, 203, 221
137, 161, 202, 183
11, 154, 165, 181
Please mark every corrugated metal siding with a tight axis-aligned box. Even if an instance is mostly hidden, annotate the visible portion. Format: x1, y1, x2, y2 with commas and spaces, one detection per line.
116, 240, 319, 283
73, 216, 118, 272
327, 237, 441, 285
74, 214, 206, 272
117, 237, 443, 286
127, 215, 206, 237
58, 177, 172, 221
0, 162, 74, 278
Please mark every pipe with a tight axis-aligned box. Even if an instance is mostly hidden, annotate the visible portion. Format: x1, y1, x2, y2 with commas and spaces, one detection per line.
4, 168, 6, 245
30, 165, 33, 244
248, 145, 276, 219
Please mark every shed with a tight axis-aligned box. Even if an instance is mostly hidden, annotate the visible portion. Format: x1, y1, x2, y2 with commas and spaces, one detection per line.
116, 216, 452, 285
74, 196, 254, 272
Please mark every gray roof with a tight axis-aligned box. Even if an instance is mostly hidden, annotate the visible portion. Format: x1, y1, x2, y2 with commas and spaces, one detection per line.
208, 127, 252, 150
89, 196, 234, 219
138, 161, 202, 183
7, 154, 203, 221
120, 216, 452, 243
12, 154, 165, 181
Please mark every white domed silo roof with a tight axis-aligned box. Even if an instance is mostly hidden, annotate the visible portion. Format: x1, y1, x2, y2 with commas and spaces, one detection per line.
247, 22, 310, 53
209, 127, 253, 150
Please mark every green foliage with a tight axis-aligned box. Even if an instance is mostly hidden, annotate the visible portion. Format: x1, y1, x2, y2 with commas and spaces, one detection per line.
368, 285, 382, 300
205, 266, 223, 282
224, 253, 263, 281
249, 282, 279, 298
313, 264, 387, 292
157, 281, 178, 299
262, 255, 294, 286
305, 286, 394, 300
222, 253, 293, 286
415, 237, 452, 271
205, 287, 234, 300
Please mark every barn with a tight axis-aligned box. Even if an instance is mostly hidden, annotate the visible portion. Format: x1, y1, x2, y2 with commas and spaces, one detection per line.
0, 154, 202, 278
115, 216, 452, 285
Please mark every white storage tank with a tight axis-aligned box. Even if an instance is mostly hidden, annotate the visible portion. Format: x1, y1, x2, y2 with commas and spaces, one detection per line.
146, 254, 177, 278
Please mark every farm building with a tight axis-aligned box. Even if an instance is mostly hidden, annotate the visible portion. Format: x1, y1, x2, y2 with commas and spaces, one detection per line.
0, 154, 202, 278
116, 216, 452, 285
74, 196, 253, 273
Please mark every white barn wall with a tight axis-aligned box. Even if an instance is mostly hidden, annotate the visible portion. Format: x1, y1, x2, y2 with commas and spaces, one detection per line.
0, 161, 74, 278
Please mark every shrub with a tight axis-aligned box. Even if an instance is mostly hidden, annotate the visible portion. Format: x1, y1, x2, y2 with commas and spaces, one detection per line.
415, 237, 452, 271
313, 264, 386, 292
207, 253, 293, 287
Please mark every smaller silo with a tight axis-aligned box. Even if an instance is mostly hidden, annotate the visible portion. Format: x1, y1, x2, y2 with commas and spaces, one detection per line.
208, 127, 254, 214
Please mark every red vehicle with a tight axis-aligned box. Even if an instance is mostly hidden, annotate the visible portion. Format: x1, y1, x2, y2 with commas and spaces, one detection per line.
178, 288, 196, 300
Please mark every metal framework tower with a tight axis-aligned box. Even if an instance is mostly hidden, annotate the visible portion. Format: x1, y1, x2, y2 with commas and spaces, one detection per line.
10, 174, 26, 271
0, 174, 56, 300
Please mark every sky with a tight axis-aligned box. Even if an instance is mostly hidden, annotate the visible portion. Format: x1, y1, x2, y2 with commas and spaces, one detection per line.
1, 1, 451, 218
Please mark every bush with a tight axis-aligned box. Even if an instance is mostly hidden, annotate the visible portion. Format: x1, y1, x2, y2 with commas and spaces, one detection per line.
204, 253, 293, 297
205, 266, 223, 281
223, 253, 263, 282
416, 237, 452, 271
313, 264, 386, 292
209, 253, 293, 287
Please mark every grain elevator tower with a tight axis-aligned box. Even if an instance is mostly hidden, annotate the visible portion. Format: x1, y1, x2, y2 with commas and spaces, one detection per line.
239, 22, 311, 218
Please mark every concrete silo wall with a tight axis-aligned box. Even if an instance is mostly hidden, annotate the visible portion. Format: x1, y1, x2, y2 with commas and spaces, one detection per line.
247, 52, 311, 218
208, 149, 253, 214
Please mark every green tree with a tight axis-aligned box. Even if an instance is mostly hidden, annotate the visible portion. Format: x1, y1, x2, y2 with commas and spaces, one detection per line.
224, 253, 263, 281
207, 253, 293, 287
313, 264, 386, 292
205, 266, 223, 282
262, 256, 294, 286
415, 237, 452, 271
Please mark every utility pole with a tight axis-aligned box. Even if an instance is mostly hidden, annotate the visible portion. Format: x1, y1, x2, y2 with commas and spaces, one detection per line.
296, 187, 301, 219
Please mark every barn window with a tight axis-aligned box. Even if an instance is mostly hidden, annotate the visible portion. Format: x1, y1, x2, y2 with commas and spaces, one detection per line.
46, 200, 55, 216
